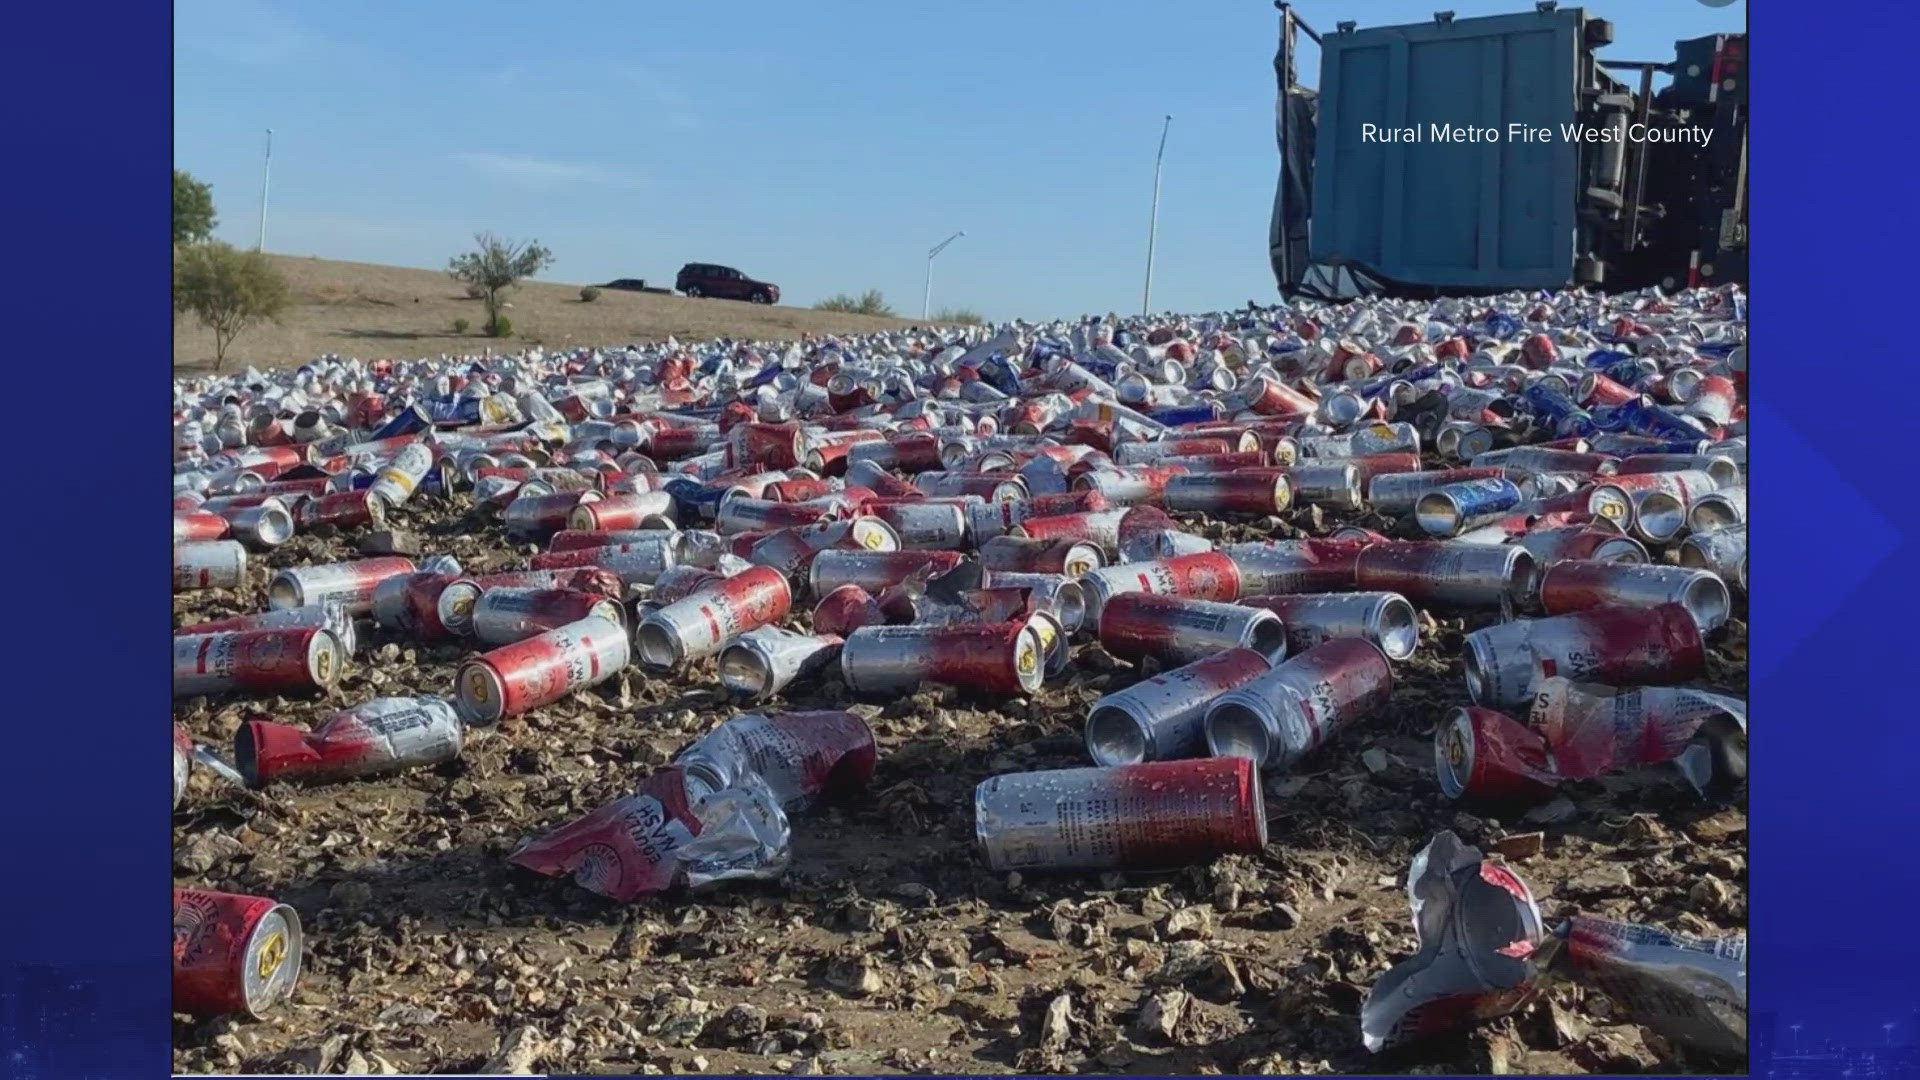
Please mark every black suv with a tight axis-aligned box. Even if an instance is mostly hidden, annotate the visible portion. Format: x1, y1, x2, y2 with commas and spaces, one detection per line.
675, 263, 780, 304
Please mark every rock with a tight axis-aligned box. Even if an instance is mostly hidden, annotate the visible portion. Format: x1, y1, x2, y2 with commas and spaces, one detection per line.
1160, 905, 1214, 941
1523, 796, 1578, 826
1526, 999, 1588, 1049
824, 955, 885, 998
329, 880, 373, 909
1688, 809, 1747, 842
690, 1055, 709, 1072
1039, 994, 1074, 1050
1266, 902, 1302, 931
704, 1003, 768, 1046
284, 1034, 346, 1074
481, 1025, 547, 1075
358, 529, 422, 556
1688, 875, 1734, 915
1134, 990, 1190, 1043
1491, 832, 1544, 860
174, 832, 245, 874
1361, 748, 1392, 774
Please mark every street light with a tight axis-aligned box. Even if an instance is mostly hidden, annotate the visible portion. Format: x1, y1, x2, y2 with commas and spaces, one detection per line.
1143, 114, 1172, 317
924, 230, 964, 321
257, 128, 273, 252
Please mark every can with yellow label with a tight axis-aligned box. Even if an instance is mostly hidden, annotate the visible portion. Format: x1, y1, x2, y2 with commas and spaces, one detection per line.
172, 888, 303, 1018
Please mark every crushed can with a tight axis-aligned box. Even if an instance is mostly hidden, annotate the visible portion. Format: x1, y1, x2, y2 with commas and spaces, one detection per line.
237, 697, 465, 787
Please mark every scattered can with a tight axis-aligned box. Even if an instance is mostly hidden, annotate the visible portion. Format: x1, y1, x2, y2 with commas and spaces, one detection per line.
677, 710, 877, 811
1415, 478, 1524, 538
1203, 638, 1395, 771
269, 556, 419, 614
174, 540, 249, 591
717, 626, 844, 700
1241, 591, 1421, 661
173, 627, 345, 698
472, 587, 627, 646
1538, 560, 1731, 632
173, 888, 304, 1019
237, 697, 465, 787
1224, 539, 1370, 595
179, 602, 360, 657
1084, 648, 1275, 766
456, 615, 630, 723
1462, 602, 1707, 708
1077, 551, 1242, 622
634, 565, 794, 670
1096, 594, 1287, 667
1354, 541, 1534, 610
978, 535, 1104, 578
840, 620, 1045, 697
1433, 705, 1561, 802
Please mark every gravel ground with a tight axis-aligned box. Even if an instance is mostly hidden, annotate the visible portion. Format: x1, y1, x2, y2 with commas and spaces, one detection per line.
172, 492, 1747, 1076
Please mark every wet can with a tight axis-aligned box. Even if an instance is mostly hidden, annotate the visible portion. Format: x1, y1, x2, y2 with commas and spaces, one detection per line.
503, 489, 601, 537
1415, 479, 1524, 538
456, 615, 630, 723
811, 583, 886, 638
1163, 472, 1292, 514
972, 572, 1089, 633
1275, 462, 1365, 508
174, 511, 232, 543
1203, 639, 1395, 771
1366, 468, 1508, 514
807, 549, 965, 598
472, 587, 626, 646
173, 889, 303, 1019
569, 490, 677, 532
174, 540, 248, 591
964, 490, 1110, 543
974, 756, 1266, 871
1462, 602, 1707, 708
174, 724, 192, 808
1078, 551, 1242, 622
226, 502, 296, 549
1084, 648, 1274, 765
1676, 525, 1747, 593
294, 489, 388, 532
237, 696, 465, 787
369, 571, 465, 640
1072, 465, 1189, 506
173, 627, 345, 697
1530, 677, 1747, 781
864, 499, 968, 550
910, 470, 1028, 503
1514, 527, 1649, 575
677, 710, 878, 811
645, 565, 728, 607
436, 567, 623, 636
1354, 541, 1534, 610
840, 620, 1045, 697
269, 556, 419, 614
1585, 469, 1718, 531
1097, 595, 1287, 667
1556, 915, 1747, 1061
537, 533, 686, 583
1113, 436, 1236, 465
717, 626, 844, 699
979, 535, 1104, 578
548, 528, 671, 553
1433, 705, 1561, 801
1538, 560, 1730, 631
1612, 453, 1741, 488
716, 494, 843, 534
1009, 507, 1131, 554
179, 602, 360, 657
634, 565, 794, 670
1241, 591, 1420, 661
1224, 539, 1371, 595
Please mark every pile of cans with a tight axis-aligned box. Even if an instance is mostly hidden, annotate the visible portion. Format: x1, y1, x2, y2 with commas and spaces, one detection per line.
173, 284, 1745, 1060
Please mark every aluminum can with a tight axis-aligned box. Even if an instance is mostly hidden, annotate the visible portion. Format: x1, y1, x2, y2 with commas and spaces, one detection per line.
1415, 479, 1524, 537
963, 490, 1110, 543
1241, 591, 1420, 661
1072, 465, 1189, 506
634, 565, 793, 670
436, 567, 622, 635
1462, 602, 1707, 708
1113, 436, 1237, 465
1297, 421, 1419, 459
1538, 560, 1730, 631
808, 549, 965, 598
1203, 638, 1394, 771
1586, 469, 1718, 529
174, 724, 192, 808
173, 627, 345, 697
365, 441, 435, 507
1676, 525, 1747, 593
1009, 507, 1131, 554
1275, 462, 1364, 508
715, 494, 841, 534
1097, 595, 1287, 667
294, 489, 388, 532
911, 471, 1027, 502
237, 697, 465, 787
173, 511, 231, 543
1354, 541, 1534, 610
1530, 677, 1746, 781
979, 535, 1103, 578
1224, 539, 1371, 595
839, 620, 1045, 697
503, 490, 601, 536
677, 710, 878, 811
864, 499, 968, 550
1084, 648, 1274, 765
226, 502, 296, 549
369, 571, 464, 640
1163, 472, 1291, 514
456, 615, 630, 723
974, 757, 1266, 871
1514, 527, 1649, 576
972, 572, 1089, 632
1686, 486, 1746, 533
1366, 467, 1508, 514
173, 889, 303, 1019
1433, 705, 1561, 802
569, 490, 677, 532
548, 528, 671, 553
811, 583, 886, 638
1471, 446, 1617, 477
717, 626, 844, 699
269, 556, 419, 613
1078, 551, 1242, 622
747, 518, 899, 584
179, 602, 359, 656
535, 533, 685, 581
174, 540, 248, 591
1558, 915, 1747, 1061
472, 587, 626, 646
647, 565, 728, 607
1612, 453, 1741, 488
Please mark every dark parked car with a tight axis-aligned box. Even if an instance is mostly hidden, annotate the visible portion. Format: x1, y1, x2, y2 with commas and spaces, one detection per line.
600, 278, 671, 294
675, 263, 780, 304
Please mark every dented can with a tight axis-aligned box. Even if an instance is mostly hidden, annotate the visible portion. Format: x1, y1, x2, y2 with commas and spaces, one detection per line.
807, 549, 965, 598
1530, 677, 1747, 782
569, 490, 678, 532
1096, 594, 1287, 667
1538, 560, 1730, 631
174, 724, 192, 808
1676, 525, 1747, 593
1077, 551, 1242, 622
717, 626, 844, 700
1433, 705, 1561, 802
1203, 638, 1395, 771
1555, 915, 1747, 1061
1415, 479, 1524, 538
226, 502, 297, 549
863, 499, 969, 550
268, 556, 419, 614
1462, 602, 1707, 708
810, 583, 886, 638
173, 627, 345, 697
293, 489, 388, 532
1084, 648, 1274, 766
677, 710, 877, 810
974, 756, 1267, 871
1366, 467, 1508, 514
435, 567, 623, 636
1241, 591, 1421, 661
839, 620, 1045, 697
978, 535, 1104, 578
503, 489, 601, 536
634, 565, 793, 670
456, 615, 630, 723
237, 697, 465, 787
472, 587, 626, 645
173, 888, 304, 1019
973, 572, 1089, 633
174, 540, 249, 591
369, 571, 464, 640
1514, 526, 1649, 573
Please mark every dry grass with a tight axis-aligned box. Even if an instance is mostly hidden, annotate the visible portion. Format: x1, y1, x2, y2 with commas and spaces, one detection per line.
174, 255, 951, 373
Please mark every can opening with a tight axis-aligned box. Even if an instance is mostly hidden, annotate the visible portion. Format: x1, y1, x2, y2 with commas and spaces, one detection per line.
1247, 617, 1289, 662
1675, 540, 1710, 571
268, 578, 299, 609
1051, 583, 1088, 632
635, 621, 682, 670
1085, 706, 1149, 767
1462, 636, 1491, 705
1205, 702, 1271, 767
1683, 574, 1732, 633
1596, 537, 1648, 564
1503, 549, 1536, 608
251, 507, 295, 547
1377, 597, 1420, 661
1434, 709, 1471, 799
1687, 494, 1741, 533
1634, 492, 1686, 543
1414, 493, 1461, 537
234, 723, 261, 789
717, 644, 771, 698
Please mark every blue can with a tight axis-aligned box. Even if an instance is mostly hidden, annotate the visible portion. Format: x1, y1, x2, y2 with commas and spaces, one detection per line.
979, 354, 1024, 396
1147, 403, 1222, 427
662, 476, 727, 525
1618, 398, 1718, 441
1416, 477, 1523, 537
1484, 312, 1520, 338
1523, 382, 1592, 430
370, 404, 432, 441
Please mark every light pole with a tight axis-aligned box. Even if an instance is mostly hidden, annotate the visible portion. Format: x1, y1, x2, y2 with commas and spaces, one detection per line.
924, 230, 964, 321
1143, 114, 1172, 317
257, 128, 273, 252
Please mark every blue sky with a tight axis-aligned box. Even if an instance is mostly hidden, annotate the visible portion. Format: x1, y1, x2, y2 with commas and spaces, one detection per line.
175, 0, 1746, 322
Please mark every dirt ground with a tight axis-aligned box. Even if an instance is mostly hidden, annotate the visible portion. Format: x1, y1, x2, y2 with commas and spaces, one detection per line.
172, 256, 947, 375
172, 489, 1748, 1076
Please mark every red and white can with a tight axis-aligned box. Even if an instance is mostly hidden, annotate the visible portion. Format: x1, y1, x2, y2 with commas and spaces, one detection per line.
1223, 539, 1371, 595
436, 567, 623, 635
531, 532, 683, 574
456, 615, 630, 723
716, 627, 845, 699
1433, 705, 1562, 802
174, 724, 192, 808
174, 511, 232, 543
1203, 638, 1395, 770
1462, 602, 1708, 708
568, 490, 677, 532
1530, 677, 1746, 781
676, 710, 878, 810
807, 549, 966, 598
1084, 648, 1275, 766
974, 757, 1266, 871
269, 556, 419, 614
237, 696, 465, 787
179, 602, 360, 656
174, 540, 248, 591
472, 587, 625, 645
633, 565, 793, 670
503, 490, 601, 536
1097, 594, 1287, 667
1241, 590, 1421, 661
839, 620, 1046, 697
811, 583, 886, 638
294, 489, 387, 532
715, 494, 842, 534
1077, 551, 1242, 622
1011, 507, 1131, 554
1162, 472, 1292, 515
1538, 560, 1730, 631
746, 518, 899, 584
173, 888, 303, 1018
369, 571, 465, 640
1354, 541, 1534, 610
863, 499, 968, 550
979, 535, 1104, 578
173, 627, 345, 697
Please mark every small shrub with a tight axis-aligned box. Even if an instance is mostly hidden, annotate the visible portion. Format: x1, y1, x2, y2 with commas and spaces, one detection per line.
490, 314, 513, 338
579, 286, 601, 302
934, 306, 985, 325
813, 289, 896, 317
466, 284, 486, 299
452, 317, 470, 335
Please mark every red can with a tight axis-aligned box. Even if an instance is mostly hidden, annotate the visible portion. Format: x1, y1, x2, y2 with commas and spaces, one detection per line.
839, 620, 1047, 697
1162, 472, 1291, 514
764, 477, 836, 503
812, 583, 886, 637
1244, 373, 1318, 417
1520, 333, 1560, 370
1434, 705, 1562, 802
1010, 507, 1131, 552
508, 767, 705, 901
174, 889, 304, 1018
456, 615, 631, 723
294, 489, 387, 532
568, 491, 676, 532
503, 490, 599, 536
974, 756, 1266, 871
633, 565, 794, 670
729, 421, 806, 469
1078, 550, 1243, 620
676, 710, 878, 810
173, 627, 345, 697
472, 587, 625, 645
173, 511, 232, 543
807, 549, 967, 598
237, 697, 465, 787
369, 571, 463, 640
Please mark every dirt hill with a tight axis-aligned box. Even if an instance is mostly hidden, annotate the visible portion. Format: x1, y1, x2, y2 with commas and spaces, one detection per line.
174, 254, 946, 373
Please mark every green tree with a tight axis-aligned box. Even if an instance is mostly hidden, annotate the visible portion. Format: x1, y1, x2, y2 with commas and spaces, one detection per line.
447, 232, 553, 336
173, 242, 289, 370
933, 306, 985, 325
173, 170, 216, 245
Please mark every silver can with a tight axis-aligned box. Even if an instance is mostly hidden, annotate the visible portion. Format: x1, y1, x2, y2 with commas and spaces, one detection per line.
974, 757, 1267, 872
974, 571, 1089, 632
838, 621, 1045, 698
1283, 462, 1365, 508
1241, 591, 1420, 661
178, 602, 360, 657
226, 503, 296, 549
1096, 594, 1287, 667
1676, 525, 1747, 593
366, 442, 436, 507
1686, 486, 1746, 533
589, 533, 689, 586
979, 535, 1104, 578
174, 540, 249, 591
1203, 639, 1395, 771
1354, 542, 1534, 610
236, 697, 465, 787
1538, 560, 1731, 632
717, 626, 844, 700
634, 566, 793, 671
471, 587, 627, 646
1462, 603, 1706, 708
865, 500, 967, 550
1297, 421, 1419, 459
268, 556, 419, 614
1084, 648, 1274, 766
